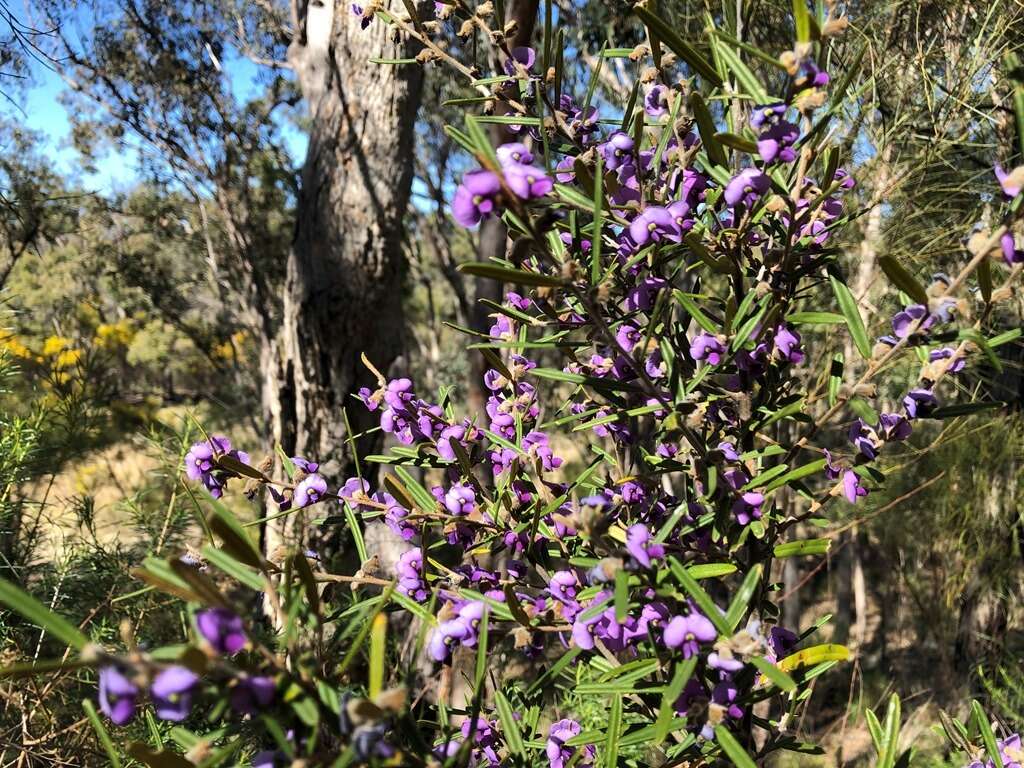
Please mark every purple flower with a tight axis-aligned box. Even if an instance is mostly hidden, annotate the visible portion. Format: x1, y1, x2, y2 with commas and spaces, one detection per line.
98, 667, 138, 725
452, 169, 502, 227
546, 719, 594, 768
718, 441, 741, 462
929, 346, 965, 374
196, 608, 247, 655
443, 483, 476, 516
690, 332, 726, 365
293, 473, 327, 508
183, 435, 249, 499
428, 619, 470, 663
396, 548, 428, 602
877, 412, 912, 442
497, 142, 534, 166
504, 163, 553, 199
503, 45, 536, 75
750, 102, 787, 129
773, 324, 804, 364
151, 666, 199, 722
523, 431, 563, 471
842, 470, 869, 504
351, 3, 372, 29
664, 608, 717, 658
548, 570, 580, 604
996, 164, 1022, 198
848, 419, 880, 460
629, 206, 682, 246
732, 492, 765, 525
892, 304, 931, 339
795, 59, 830, 89
291, 456, 319, 473
724, 168, 770, 207
903, 388, 938, 419
625, 523, 665, 568
1001, 232, 1023, 265
644, 84, 669, 117
598, 131, 634, 171
230, 674, 275, 715
757, 121, 799, 164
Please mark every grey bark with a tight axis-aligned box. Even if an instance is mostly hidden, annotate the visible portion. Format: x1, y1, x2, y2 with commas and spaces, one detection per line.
263, 0, 426, 560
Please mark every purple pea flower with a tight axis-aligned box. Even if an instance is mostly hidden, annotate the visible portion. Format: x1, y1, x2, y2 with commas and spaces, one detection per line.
877, 412, 912, 442
151, 666, 199, 722
690, 332, 726, 365
629, 206, 682, 246
428, 619, 470, 663
625, 523, 665, 568
452, 169, 501, 227
718, 441, 741, 462
757, 121, 799, 164
732, 492, 765, 525
598, 131, 634, 171
644, 84, 669, 117
546, 719, 594, 768
848, 419, 880, 460
795, 59, 830, 89
1001, 231, 1023, 265
929, 346, 965, 374
496, 142, 534, 166
293, 473, 327, 508
724, 168, 770, 207
504, 163, 553, 199
195, 608, 247, 655
548, 570, 580, 604
290, 456, 319, 473
396, 548, 428, 602
503, 45, 536, 75
750, 102, 787, 129
664, 608, 717, 658
892, 304, 931, 339
230, 674, 276, 715
903, 388, 938, 419
98, 667, 139, 726
996, 164, 1023, 198
842, 470, 869, 503
773, 324, 804, 363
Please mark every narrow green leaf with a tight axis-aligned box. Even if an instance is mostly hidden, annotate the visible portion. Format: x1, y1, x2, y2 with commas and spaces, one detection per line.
715, 45, 769, 102
763, 459, 827, 492
614, 569, 629, 624
668, 557, 730, 635
673, 291, 718, 334
655, 656, 697, 743
690, 92, 728, 167
715, 725, 757, 768
200, 545, 264, 591
369, 613, 386, 699
457, 262, 566, 287
84, 699, 122, 768
750, 656, 797, 692
829, 275, 871, 358
495, 689, 525, 756
879, 256, 928, 305
714, 131, 758, 154
972, 700, 1002, 768
604, 694, 623, 768
0, 578, 89, 651
774, 538, 831, 558
724, 565, 762, 632
789, 311, 845, 325
792, 0, 810, 42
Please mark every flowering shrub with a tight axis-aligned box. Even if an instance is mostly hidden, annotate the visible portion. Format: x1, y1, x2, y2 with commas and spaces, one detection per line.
2, 2, 1024, 767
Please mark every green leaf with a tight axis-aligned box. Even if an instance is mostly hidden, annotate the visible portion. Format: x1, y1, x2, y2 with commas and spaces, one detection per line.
614, 569, 629, 624
0, 578, 89, 651
457, 262, 566, 287
655, 657, 697, 744
127, 744, 194, 768
668, 557, 730, 635
959, 328, 1003, 372
690, 92, 728, 167
865, 709, 884, 753
829, 276, 871, 358
878, 256, 928, 305
792, 0, 810, 42
206, 496, 264, 570
763, 459, 827, 492
724, 565, 762, 632
774, 538, 831, 558
750, 656, 797, 692
714, 131, 758, 154
200, 545, 264, 591
879, 693, 902, 768
930, 402, 1005, 419
715, 44, 769, 102
633, 7, 724, 86
788, 311, 845, 325
715, 725, 757, 768
495, 689, 526, 756
604, 694, 623, 768
673, 291, 719, 334
368, 613, 386, 699
0, 658, 90, 679
972, 700, 1002, 768
687, 563, 737, 580
84, 699, 122, 768
978, 257, 993, 303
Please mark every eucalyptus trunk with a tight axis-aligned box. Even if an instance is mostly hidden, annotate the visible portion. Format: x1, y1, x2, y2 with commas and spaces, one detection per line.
262, 0, 425, 562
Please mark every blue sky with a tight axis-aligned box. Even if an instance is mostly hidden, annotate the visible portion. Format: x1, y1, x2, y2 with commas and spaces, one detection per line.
18, 53, 308, 195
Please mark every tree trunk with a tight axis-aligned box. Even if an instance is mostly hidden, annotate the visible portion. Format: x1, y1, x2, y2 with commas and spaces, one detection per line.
263, 0, 426, 561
